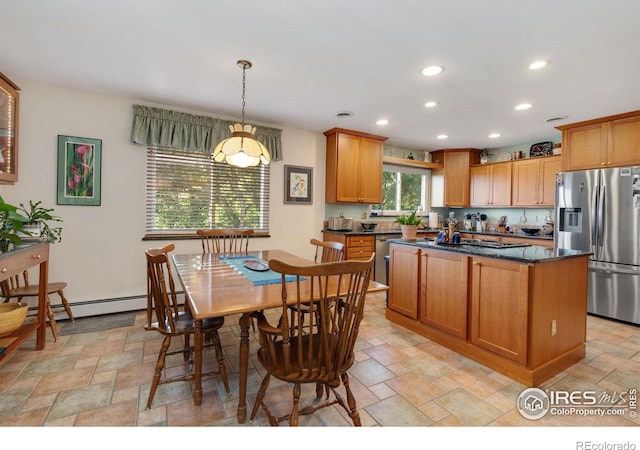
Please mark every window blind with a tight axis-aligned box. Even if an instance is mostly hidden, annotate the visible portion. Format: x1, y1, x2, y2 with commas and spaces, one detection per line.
145, 146, 270, 235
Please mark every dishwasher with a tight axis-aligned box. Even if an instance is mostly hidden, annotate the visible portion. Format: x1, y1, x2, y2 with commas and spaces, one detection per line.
375, 234, 401, 284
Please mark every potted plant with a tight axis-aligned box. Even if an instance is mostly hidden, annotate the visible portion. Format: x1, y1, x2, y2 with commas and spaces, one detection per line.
17, 200, 63, 244
396, 210, 422, 241
0, 196, 29, 250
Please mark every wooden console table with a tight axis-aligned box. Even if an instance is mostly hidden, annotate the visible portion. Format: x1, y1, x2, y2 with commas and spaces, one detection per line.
0, 242, 49, 364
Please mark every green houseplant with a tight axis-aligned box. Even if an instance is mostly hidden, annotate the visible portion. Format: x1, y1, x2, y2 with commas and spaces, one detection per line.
0, 196, 29, 250
396, 210, 422, 241
18, 200, 63, 244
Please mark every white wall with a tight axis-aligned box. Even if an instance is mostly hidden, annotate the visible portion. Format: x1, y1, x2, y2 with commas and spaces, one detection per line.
1, 79, 327, 316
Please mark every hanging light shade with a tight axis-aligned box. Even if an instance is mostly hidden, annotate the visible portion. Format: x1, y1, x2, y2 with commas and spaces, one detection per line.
213, 60, 271, 168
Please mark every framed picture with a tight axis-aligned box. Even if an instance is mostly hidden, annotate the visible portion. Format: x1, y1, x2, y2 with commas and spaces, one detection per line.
284, 165, 313, 205
57, 135, 102, 206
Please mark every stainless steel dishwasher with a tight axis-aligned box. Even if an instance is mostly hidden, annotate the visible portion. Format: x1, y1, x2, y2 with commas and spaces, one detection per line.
375, 234, 400, 284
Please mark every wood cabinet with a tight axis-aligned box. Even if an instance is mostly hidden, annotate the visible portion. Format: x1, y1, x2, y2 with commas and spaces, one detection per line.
324, 128, 387, 203
321, 231, 375, 261
470, 256, 528, 364
470, 162, 512, 206
385, 241, 589, 386
0, 73, 20, 185
431, 148, 481, 208
420, 248, 469, 338
557, 111, 640, 171
0, 243, 49, 366
387, 243, 419, 319
511, 155, 561, 206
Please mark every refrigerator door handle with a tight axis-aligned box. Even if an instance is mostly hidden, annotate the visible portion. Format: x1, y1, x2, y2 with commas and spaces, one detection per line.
597, 184, 605, 258
591, 185, 599, 257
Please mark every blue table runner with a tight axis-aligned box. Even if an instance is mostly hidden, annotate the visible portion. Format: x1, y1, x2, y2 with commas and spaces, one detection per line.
219, 256, 299, 286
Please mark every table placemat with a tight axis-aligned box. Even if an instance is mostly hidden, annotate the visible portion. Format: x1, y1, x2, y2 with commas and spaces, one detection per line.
219, 256, 300, 286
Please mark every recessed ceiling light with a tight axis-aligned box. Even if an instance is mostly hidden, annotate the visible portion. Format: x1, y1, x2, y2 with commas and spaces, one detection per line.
515, 103, 533, 111
436, 134, 448, 139
336, 111, 353, 118
376, 119, 389, 126
529, 60, 550, 70
425, 101, 438, 108
489, 133, 501, 138
422, 65, 443, 76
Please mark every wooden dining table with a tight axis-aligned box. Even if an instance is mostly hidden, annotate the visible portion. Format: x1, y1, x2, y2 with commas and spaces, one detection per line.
171, 249, 387, 423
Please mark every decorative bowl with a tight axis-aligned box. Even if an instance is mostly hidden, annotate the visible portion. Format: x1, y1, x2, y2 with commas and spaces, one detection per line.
0, 302, 29, 337
360, 222, 378, 232
520, 227, 540, 236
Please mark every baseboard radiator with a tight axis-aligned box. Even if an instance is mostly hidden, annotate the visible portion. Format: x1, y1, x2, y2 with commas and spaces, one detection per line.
53, 293, 185, 320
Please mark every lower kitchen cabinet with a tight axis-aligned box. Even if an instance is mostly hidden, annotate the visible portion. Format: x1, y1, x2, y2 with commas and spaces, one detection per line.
420, 249, 469, 338
470, 256, 528, 364
323, 231, 375, 261
385, 242, 589, 386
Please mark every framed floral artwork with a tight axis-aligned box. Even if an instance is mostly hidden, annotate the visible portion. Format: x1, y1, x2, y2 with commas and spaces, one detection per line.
284, 165, 312, 205
57, 135, 102, 206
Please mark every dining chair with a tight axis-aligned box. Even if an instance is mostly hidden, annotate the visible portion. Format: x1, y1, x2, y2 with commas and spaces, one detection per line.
197, 228, 254, 255
145, 243, 230, 409
249, 254, 374, 426
286, 238, 345, 334
0, 271, 74, 342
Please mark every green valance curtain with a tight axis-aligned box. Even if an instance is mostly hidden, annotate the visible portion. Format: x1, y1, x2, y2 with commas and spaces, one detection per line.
130, 104, 282, 160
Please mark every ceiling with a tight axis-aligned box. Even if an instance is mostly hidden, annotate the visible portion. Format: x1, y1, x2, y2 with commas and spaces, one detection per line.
1, 0, 639, 151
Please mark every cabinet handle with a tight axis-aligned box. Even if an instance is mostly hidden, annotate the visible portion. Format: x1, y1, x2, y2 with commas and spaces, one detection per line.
1, 267, 6, 273
473, 261, 479, 266
33, 254, 41, 260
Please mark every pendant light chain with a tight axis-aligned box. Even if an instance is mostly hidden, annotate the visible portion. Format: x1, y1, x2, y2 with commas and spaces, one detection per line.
240, 63, 246, 126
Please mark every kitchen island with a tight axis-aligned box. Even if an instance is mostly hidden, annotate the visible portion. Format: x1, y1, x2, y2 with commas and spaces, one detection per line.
386, 238, 591, 386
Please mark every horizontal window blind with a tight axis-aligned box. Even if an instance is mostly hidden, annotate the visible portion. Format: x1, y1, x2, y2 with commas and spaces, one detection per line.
146, 147, 270, 235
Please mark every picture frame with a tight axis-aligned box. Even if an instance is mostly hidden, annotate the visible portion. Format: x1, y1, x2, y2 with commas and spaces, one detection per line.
57, 135, 102, 206
284, 165, 313, 205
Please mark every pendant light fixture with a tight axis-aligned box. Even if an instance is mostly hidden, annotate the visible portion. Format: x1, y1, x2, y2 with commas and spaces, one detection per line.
213, 60, 271, 167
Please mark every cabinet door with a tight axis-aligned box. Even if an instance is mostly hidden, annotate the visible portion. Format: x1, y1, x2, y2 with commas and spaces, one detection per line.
490, 163, 512, 206
419, 249, 468, 338
357, 137, 383, 203
609, 115, 640, 167
511, 159, 540, 206
388, 244, 419, 319
0, 74, 20, 184
470, 257, 529, 364
470, 165, 491, 206
443, 151, 471, 207
539, 156, 562, 206
334, 133, 362, 202
563, 122, 608, 171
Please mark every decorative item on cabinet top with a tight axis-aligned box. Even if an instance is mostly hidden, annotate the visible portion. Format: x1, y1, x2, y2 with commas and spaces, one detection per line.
529, 141, 553, 157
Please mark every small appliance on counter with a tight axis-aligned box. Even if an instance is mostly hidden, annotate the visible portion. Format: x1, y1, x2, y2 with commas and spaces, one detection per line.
327, 217, 353, 231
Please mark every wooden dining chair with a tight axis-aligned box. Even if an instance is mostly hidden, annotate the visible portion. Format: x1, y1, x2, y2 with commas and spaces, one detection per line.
1, 271, 74, 342
197, 228, 254, 255
286, 238, 345, 334
249, 254, 374, 426
145, 243, 230, 409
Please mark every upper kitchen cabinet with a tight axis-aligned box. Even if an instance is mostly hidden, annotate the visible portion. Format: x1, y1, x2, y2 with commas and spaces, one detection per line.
470, 161, 512, 207
324, 128, 387, 203
431, 148, 481, 208
0, 73, 20, 185
511, 155, 561, 207
557, 111, 640, 171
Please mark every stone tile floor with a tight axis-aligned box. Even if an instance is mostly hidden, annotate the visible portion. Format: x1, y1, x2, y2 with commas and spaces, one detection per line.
0, 292, 639, 440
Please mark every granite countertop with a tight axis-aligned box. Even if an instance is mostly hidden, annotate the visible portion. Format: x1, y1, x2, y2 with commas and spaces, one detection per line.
388, 237, 590, 263
325, 227, 554, 242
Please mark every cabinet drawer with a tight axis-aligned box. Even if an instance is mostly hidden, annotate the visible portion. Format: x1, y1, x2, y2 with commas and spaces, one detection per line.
0, 244, 49, 282
346, 247, 374, 260
345, 235, 374, 248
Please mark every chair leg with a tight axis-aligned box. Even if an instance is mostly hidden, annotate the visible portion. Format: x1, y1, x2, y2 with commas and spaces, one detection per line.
340, 372, 361, 426
146, 335, 171, 409
249, 373, 271, 423
290, 382, 301, 426
46, 295, 59, 342
209, 330, 230, 394
56, 289, 75, 322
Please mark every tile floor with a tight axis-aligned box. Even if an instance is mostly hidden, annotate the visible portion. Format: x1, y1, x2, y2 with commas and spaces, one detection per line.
0, 292, 639, 431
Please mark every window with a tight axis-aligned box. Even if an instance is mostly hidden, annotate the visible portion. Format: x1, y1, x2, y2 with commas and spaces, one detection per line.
372, 164, 430, 214
145, 146, 270, 236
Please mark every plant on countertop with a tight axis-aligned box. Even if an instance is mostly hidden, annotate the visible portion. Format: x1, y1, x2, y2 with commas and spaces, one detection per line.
18, 200, 63, 244
395, 210, 423, 226
0, 196, 29, 247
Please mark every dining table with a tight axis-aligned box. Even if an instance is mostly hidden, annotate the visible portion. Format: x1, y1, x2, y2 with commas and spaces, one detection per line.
171, 249, 387, 423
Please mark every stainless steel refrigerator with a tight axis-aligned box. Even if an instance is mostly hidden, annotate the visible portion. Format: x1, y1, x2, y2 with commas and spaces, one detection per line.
555, 165, 640, 325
